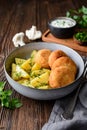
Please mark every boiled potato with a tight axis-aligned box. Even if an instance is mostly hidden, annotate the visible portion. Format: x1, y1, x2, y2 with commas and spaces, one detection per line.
30, 69, 51, 78
17, 79, 30, 86
41, 68, 51, 74
15, 58, 26, 66
38, 85, 50, 89
30, 70, 42, 78
21, 58, 31, 71
30, 72, 50, 88
17, 79, 34, 88
11, 63, 30, 80
31, 63, 41, 71
30, 50, 37, 63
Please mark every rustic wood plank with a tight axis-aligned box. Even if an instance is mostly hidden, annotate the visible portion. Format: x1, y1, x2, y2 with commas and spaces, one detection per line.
0, 0, 87, 130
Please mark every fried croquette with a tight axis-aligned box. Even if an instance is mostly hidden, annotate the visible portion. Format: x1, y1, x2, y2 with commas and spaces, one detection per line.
52, 56, 77, 75
49, 66, 75, 88
35, 49, 51, 68
48, 50, 67, 68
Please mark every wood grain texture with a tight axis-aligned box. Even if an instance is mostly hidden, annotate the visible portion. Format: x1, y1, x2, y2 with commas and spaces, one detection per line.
0, 0, 87, 130
42, 30, 87, 52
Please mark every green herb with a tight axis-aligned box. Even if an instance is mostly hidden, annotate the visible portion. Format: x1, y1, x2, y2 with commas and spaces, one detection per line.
0, 81, 22, 109
66, 5, 87, 28
36, 83, 48, 88
74, 31, 87, 42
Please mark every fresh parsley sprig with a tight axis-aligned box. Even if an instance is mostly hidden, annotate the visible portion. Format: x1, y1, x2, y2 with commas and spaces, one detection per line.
0, 81, 22, 109
66, 5, 87, 28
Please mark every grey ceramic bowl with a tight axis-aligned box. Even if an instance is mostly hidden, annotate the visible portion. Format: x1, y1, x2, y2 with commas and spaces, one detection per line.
48, 17, 76, 39
4, 42, 84, 100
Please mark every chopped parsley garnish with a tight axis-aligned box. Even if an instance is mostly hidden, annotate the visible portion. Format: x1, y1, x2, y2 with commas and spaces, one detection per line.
74, 31, 87, 42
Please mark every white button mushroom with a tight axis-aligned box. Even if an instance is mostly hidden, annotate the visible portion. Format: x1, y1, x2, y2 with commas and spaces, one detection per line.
12, 32, 25, 47
25, 25, 42, 40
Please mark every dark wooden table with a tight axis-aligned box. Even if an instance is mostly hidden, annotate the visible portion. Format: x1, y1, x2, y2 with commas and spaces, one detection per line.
0, 0, 87, 130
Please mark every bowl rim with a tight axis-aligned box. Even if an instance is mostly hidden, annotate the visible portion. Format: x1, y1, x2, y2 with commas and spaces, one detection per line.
4, 42, 84, 91
48, 16, 77, 28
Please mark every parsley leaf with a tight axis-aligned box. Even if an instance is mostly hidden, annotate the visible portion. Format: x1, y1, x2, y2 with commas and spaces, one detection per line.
0, 81, 5, 91
66, 5, 87, 28
78, 6, 87, 14
0, 81, 22, 109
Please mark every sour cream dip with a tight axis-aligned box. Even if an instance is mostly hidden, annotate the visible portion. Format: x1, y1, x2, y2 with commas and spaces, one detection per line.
51, 18, 75, 28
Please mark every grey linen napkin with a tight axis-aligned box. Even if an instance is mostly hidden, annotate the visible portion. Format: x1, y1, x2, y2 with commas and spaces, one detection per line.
42, 56, 87, 130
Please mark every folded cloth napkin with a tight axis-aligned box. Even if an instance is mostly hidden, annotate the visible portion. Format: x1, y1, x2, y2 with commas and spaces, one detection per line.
42, 56, 87, 130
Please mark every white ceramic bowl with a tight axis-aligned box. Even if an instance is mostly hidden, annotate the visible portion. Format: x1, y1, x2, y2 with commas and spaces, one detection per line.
4, 42, 84, 100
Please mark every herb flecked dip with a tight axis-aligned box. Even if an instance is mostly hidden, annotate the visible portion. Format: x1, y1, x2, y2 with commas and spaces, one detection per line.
51, 19, 75, 28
